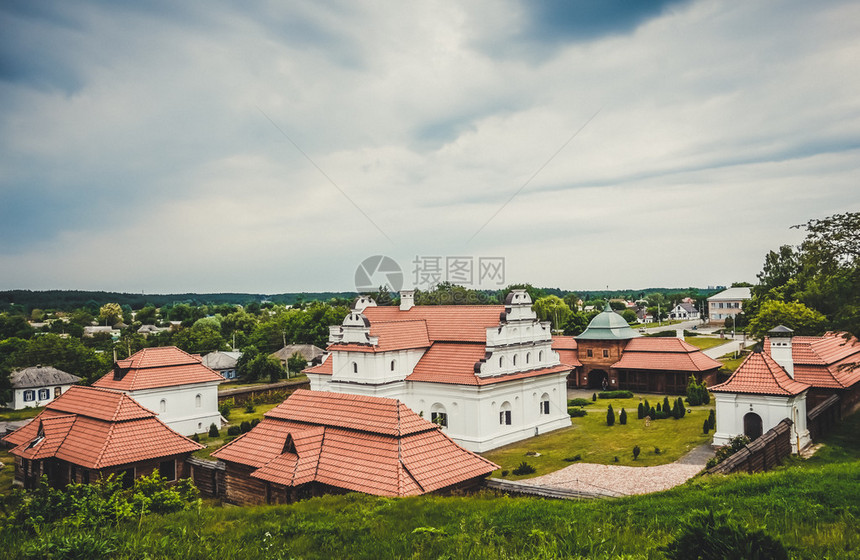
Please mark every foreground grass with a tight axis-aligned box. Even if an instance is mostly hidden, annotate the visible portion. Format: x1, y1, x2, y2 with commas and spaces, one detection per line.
483, 394, 713, 479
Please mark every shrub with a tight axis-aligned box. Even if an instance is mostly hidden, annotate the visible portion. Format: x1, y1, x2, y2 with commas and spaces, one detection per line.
703, 419, 710, 434
244, 402, 256, 413
637, 402, 644, 419
619, 408, 627, 425
633, 445, 641, 460
663, 396, 671, 414
218, 403, 231, 420
227, 425, 241, 436
597, 390, 634, 399
563, 455, 582, 462
251, 418, 260, 427
654, 447, 661, 455
707, 435, 751, 468
656, 403, 662, 413
606, 404, 615, 426
650, 406, 657, 419
592, 393, 597, 401
512, 462, 536, 475
662, 510, 788, 560
568, 407, 587, 418
708, 409, 716, 430
500, 470, 509, 477
190, 433, 200, 442
208, 423, 219, 438
240, 420, 251, 433
568, 398, 591, 407
613, 456, 619, 462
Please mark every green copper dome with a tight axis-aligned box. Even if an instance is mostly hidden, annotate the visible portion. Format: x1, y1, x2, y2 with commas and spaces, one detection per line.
575, 302, 640, 341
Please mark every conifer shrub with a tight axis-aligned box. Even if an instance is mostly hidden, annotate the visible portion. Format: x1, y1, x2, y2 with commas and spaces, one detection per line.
633, 445, 641, 460
208, 423, 219, 438
650, 406, 657, 419
251, 418, 260, 428
563, 455, 582, 462
654, 447, 661, 455
227, 425, 241, 436
244, 402, 256, 413
663, 396, 671, 414
637, 402, 644, 419
703, 419, 710, 434
592, 393, 597, 401
619, 408, 627, 424
240, 420, 251, 433
512, 461, 536, 475
613, 456, 619, 462
606, 404, 615, 426
656, 402, 662, 413
708, 409, 716, 430
500, 470, 509, 477
190, 433, 200, 442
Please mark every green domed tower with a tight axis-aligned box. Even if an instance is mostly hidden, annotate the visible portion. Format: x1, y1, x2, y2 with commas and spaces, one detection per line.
573, 302, 639, 389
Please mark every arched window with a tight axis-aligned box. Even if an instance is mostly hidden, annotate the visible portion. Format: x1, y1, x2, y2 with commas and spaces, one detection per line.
499, 356, 505, 368
195, 394, 202, 408
513, 354, 518, 366
526, 352, 531, 364
539, 393, 550, 415
390, 360, 396, 372
159, 399, 166, 413
538, 350, 544, 362
352, 362, 358, 374
499, 401, 512, 425
430, 403, 448, 428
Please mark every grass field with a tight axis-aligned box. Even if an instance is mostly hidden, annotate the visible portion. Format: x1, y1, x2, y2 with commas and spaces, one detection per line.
683, 336, 729, 351
193, 402, 279, 459
0, 448, 15, 495
0, 406, 43, 422
483, 394, 714, 479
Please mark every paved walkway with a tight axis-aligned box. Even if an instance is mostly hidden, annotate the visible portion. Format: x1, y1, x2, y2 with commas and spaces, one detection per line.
525, 444, 715, 496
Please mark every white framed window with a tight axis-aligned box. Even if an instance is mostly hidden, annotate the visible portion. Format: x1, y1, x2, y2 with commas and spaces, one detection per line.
540, 393, 550, 415
390, 360, 396, 371
430, 403, 448, 427
159, 399, 167, 412
38, 388, 50, 400
499, 402, 512, 425
23, 390, 35, 402
195, 394, 202, 408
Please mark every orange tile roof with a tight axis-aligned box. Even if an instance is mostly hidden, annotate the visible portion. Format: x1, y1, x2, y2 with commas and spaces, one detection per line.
304, 355, 333, 375
404, 342, 571, 386
212, 390, 497, 497
3, 386, 202, 469
710, 351, 809, 396
611, 337, 721, 372
764, 333, 860, 389
93, 346, 224, 391
362, 306, 503, 342
552, 336, 582, 368
328, 320, 432, 353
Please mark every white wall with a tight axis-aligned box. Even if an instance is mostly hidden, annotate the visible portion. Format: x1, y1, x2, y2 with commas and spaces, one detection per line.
9, 383, 77, 410
129, 382, 222, 436
712, 392, 810, 453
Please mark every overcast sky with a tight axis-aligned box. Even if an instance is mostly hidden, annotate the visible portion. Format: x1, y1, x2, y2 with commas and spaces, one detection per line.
1, 0, 858, 295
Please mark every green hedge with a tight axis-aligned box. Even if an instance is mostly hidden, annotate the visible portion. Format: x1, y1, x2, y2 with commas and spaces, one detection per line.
597, 390, 634, 399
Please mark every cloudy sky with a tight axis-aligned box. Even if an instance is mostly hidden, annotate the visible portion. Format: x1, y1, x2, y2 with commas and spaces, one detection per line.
1, 0, 858, 295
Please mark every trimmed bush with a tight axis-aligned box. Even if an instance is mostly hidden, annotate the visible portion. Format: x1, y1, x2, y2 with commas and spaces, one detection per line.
619, 408, 627, 425
251, 418, 260, 428
244, 402, 256, 413
703, 419, 710, 434
613, 456, 619, 462
208, 423, 219, 438
568, 407, 587, 418
240, 420, 251, 433
606, 404, 615, 426
227, 425, 241, 436
512, 461, 536, 475
597, 390, 634, 399
633, 445, 641, 460
563, 455, 582, 462
500, 470, 509, 477
219, 403, 231, 420
654, 447, 661, 455
190, 433, 200, 442
637, 402, 644, 419
568, 398, 591, 407
663, 396, 671, 414
708, 409, 716, 430
592, 393, 597, 401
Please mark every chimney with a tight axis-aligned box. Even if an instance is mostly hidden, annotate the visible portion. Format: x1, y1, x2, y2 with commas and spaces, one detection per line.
768, 325, 795, 378
400, 290, 415, 311
676, 329, 684, 340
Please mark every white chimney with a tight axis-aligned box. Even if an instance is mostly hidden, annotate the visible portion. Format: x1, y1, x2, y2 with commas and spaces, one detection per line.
768, 325, 795, 378
400, 290, 415, 311
676, 329, 684, 340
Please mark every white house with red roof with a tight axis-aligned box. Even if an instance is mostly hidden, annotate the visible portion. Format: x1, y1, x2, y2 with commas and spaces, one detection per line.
2, 385, 202, 489
93, 346, 224, 436
212, 389, 498, 504
305, 289, 574, 452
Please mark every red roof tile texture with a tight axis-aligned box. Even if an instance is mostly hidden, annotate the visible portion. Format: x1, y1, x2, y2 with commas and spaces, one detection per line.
764, 333, 860, 389
212, 390, 497, 497
328, 319, 432, 353
611, 337, 721, 372
362, 306, 503, 342
710, 351, 809, 396
3, 386, 202, 469
552, 336, 582, 368
93, 346, 224, 392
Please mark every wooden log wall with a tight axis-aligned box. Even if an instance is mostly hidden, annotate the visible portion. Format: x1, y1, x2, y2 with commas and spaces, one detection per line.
807, 394, 841, 442
187, 457, 226, 499
707, 418, 793, 475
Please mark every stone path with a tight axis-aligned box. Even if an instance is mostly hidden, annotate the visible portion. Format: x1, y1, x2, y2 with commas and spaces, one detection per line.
525, 444, 714, 496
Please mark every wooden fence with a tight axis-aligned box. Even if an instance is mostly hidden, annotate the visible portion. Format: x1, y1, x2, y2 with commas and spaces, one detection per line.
807, 394, 841, 442
218, 379, 310, 405
483, 477, 621, 500
707, 418, 793, 475
187, 457, 225, 499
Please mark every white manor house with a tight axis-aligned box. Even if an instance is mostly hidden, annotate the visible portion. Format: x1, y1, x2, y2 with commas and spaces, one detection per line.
305, 289, 574, 452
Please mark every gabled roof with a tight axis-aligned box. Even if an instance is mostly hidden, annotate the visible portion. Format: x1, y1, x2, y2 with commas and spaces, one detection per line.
710, 351, 809, 396
612, 337, 721, 372
707, 287, 751, 301
201, 351, 242, 370
10, 366, 81, 389
93, 346, 224, 391
576, 302, 640, 341
764, 333, 860, 389
2, 386, 202, 469
552, 335, 582, 368
212, 390, 497, 497
270, 344, 325, 362
362, 306, 503, 342
328, 320, 432, 353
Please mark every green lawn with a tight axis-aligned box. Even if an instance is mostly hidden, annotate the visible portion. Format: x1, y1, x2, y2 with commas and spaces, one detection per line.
193, 402, 279, 460
636, 320, 684, 329
684, 336, 729, 351
0, 406, 44, 422
483, 394, 714, 480
0, 448, 15, 495
219, 375, 308, 392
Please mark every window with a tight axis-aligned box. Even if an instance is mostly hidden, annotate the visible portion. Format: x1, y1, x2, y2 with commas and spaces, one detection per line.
499, 402, 512, 425
586, 349, 593, 358
352, 362, 358, 374
540, 394, 550, 415
38, 388, 50, 400
526, 352, 530, 364
23, 390, 35, 402
159, 399, 167, 413
195, 394, 202, 408
390, 360, 396, 371
54, 387, 62, 398
538, 350, 544, 362
159, 459, 176, 481
513, 354, 518, 366
499, 356, 505, 368
602, 349, 609, 358
431, 412, 448, 427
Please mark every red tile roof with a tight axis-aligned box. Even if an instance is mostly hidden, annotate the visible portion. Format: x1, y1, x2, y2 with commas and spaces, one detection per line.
212, 390, 497, 497
362, 306, 503, 342
764, 333, 860, 389
611, 337, 721, 372
3, 386, 202, 469
304, 355, 333, 375
710, 351, 810, 396
552, 336, 582, 368
405, 342, 571, 386
328, 320, 432, 353
93, 346, 224, 391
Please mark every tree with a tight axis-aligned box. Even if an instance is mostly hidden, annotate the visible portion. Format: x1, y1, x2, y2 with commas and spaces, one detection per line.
237, 346, 260, 381
99, 303, 123, 326
0, 313, 35, 339
747, 300, 827, 340
135, 305, 158, 324
532, 296, 572, 331
621, 309, 638, 324
287, 351, 307, 377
